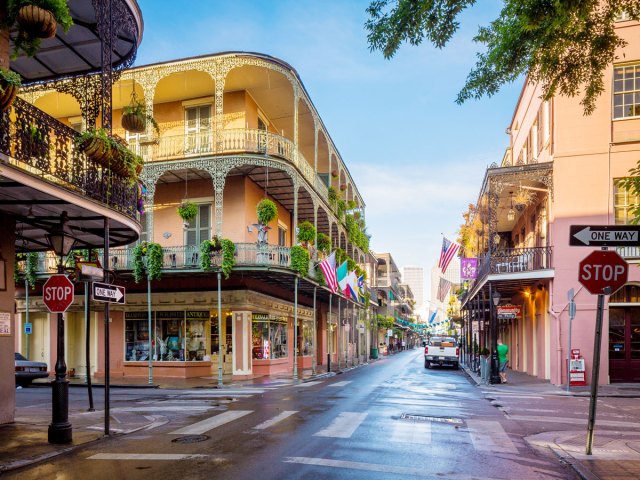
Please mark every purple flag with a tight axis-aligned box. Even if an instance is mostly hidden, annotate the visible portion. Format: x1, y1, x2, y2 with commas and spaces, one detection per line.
460, 258, 478, 280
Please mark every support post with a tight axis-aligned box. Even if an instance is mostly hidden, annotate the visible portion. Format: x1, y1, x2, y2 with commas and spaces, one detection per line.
147, 274, 152, 384
103, 218, 110, 436
25, 279, 29, 360
327, 294, 332, 373
312, 286, 317, 375
217, 271, 223, 387
84, 276, 94, 411
586, 291, 606, 455
294, 276, 299, 381
490, 283, 500, 385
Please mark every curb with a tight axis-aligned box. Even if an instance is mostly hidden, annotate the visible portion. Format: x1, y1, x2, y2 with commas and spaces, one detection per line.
549, 445, 601, 480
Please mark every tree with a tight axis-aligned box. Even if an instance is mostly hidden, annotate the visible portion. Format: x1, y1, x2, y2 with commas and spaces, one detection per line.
366, 0, 640, 114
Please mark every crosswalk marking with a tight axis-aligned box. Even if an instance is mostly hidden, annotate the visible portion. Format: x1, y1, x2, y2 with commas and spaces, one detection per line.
89, 453, 208, 460
328, 381, 351, 387
467, 420, 518, 454
296, 381, 324, 387
391, 420, 431, 445
169, 410, 253, 435
112, 406, 216, 412
252, 411, 298, 430
314, 412, 367, 438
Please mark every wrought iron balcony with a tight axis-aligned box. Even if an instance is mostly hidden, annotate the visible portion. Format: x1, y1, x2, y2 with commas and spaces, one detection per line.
616, 246, 640, 261
139, 129, 328, 202
30, 243, 296, 275
1, 98, 138, 220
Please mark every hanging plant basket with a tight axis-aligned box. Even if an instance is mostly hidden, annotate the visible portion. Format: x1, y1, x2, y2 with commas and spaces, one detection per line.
0, 69, 21, 112
17, 5, 57, 39
177, 201, 198, 223
256, 198, 278, 225
122, 112, 146, 133
340, 183, 347, 191
78, 135, 112, 166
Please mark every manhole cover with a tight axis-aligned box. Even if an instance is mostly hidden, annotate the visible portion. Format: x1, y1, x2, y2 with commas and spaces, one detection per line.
171, 435, 210, 444
400, 413, 464, 425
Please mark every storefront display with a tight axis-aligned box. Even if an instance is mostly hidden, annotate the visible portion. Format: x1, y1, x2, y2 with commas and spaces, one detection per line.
186, 311, 208, 361
125, 311, 151, 361
299, 320, 313, 356
210, 312, 232, 355
252, 313, 288, 360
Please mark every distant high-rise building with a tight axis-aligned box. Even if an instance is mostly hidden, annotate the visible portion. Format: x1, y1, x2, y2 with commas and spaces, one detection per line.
402, 266, 424, 309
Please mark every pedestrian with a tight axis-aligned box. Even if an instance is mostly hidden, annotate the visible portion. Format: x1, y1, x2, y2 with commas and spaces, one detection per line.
497, 339, 509, 383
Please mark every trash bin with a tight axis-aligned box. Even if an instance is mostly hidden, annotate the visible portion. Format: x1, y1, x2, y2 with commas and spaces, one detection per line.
370, 347, 378, 359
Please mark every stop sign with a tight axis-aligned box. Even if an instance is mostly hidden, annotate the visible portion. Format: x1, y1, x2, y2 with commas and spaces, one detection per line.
43, 274, 74, 313
578, 250, 628, 295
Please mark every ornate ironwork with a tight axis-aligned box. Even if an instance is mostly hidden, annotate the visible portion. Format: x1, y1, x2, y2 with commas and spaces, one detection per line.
1, 98, 137, 219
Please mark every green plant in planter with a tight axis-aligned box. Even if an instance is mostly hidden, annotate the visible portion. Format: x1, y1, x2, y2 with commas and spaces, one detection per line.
290, 245, 309, 276
200, 238, 235, 279
256, 198, 277, 225
296, 221, 315, 245
337, 199, 346, 219
347, 200, 357, 210
0, 68, 21, 111
132, 242, 163, 283
6, 0, 74, 58
317, 232, 331, 254
328, 186, 338, 205
121, 98, 160, 135
177, 201, 198, 224
14, 252, 38, 288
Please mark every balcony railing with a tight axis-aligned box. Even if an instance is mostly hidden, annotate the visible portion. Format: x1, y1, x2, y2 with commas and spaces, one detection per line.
617, 246, 640, 260
141, 129, 328, 203
1, 98, 138, 220
484, 246, 552, 275
30, 243, 295, 275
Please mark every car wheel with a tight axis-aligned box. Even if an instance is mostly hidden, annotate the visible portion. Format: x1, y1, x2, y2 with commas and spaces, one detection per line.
424, 361, 430, 369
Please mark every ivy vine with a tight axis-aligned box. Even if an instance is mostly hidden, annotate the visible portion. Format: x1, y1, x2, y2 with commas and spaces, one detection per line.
132, 242, 163, 283
14, 252, 38, 289
200, 238, 235, 279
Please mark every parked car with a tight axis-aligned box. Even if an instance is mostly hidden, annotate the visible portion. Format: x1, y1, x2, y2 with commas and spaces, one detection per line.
15, 353, 49, 386
424, 337, 459, 369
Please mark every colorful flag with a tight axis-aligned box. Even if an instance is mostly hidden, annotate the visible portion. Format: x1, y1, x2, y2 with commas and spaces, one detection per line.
345, 270, 358, 299
460, 258, 478, 280
437, 277, 452, 302
357, 275, 366, 303
438, 237, 460, 274
337, 261, 349, 293
428, 311, 437, 324
318, 251, 338, 293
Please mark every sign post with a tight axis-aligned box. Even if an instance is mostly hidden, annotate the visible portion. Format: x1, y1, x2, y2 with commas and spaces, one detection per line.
577, 248, 628, 455
567, 288, 576, 393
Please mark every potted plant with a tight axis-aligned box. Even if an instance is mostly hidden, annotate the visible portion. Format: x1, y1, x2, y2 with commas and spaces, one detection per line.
177, 201, 198, 227
6, 0, 74, 57
290, 245, 310, 277
256, 198, 277, 225
330, 170, 338, 178
317, 232, 331, 254
132, 242, 163, 283
121, 97, 159, 135
75, 128, 113, 165
200, 237, 235, 278
0, 68, 21, 111
296, 221, 316, 248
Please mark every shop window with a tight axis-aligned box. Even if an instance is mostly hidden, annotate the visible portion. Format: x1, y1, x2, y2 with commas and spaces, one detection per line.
299, 320, 313, 356
613, 179, 639, 225
124, 312, 150, 361
210, 312, 232, 355
252, 313, 288, 360
185, 311, 208, 361
154, 311, 185, 361
613, 64, 640, 119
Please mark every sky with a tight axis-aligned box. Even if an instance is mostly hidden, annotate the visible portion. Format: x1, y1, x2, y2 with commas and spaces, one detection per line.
134, 0, 524, 301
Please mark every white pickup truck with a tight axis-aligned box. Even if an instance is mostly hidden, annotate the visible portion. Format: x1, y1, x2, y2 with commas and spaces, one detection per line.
424, 336, 459, 369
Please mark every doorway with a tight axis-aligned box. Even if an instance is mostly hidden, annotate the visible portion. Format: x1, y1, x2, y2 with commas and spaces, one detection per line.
609, 307, 640, 382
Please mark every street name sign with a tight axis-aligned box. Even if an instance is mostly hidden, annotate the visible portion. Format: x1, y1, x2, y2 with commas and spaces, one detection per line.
570, 225, 640, 247
92, 282, 125, 304
578, 250, 628, 295
43, 274, 74, 313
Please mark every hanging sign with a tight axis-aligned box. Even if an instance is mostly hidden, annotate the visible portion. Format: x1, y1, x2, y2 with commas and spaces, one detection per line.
460, 258, 478, 280
497, 304, 521, 320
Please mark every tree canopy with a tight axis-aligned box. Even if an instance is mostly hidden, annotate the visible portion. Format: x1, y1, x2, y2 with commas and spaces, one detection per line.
366, 0, 640, 114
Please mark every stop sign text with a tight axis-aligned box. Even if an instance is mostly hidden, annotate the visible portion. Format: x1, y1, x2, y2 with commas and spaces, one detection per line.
578, 250, 628, 295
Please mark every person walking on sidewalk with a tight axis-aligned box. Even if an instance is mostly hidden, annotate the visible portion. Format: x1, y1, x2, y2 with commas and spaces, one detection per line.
497, 339, 509, 384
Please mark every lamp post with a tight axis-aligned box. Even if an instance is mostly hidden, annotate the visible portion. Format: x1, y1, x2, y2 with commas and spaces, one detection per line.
46, 211, 76, 444
490, 287, 501, 385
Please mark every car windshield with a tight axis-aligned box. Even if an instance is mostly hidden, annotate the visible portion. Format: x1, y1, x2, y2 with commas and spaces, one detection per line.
15, 352, 27, 361
429, 338, 457, 347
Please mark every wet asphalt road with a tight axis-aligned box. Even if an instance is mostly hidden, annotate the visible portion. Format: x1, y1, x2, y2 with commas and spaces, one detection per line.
8, 350, 578, 479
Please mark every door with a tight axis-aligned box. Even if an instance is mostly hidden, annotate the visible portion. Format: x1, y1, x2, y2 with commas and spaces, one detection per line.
609, 307, 640, 382
185, 105, 212, 154
183, 204, 210, 266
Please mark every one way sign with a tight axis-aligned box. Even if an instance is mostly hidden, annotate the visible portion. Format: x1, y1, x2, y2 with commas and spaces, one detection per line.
92, 282, 126, 304
570, 225, 640, 247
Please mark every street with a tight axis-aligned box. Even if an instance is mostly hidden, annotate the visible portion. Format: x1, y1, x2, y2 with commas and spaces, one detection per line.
7, 351, 579, 480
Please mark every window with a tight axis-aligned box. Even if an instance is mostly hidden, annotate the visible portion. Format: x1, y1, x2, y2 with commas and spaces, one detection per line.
185, 105, 212, 154
252, 314, 288, 360
184, 204, 211, 246
615, 11, 633, 22
125, 130, 151, 157
278, 225, 287, 247
613, 64, 640, 119
298, 320, 313, 356
614, 179, 640, 224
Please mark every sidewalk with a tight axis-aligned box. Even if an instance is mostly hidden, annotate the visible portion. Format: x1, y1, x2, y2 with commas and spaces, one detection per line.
0, 366, 345, 475
462, 363, 640, 480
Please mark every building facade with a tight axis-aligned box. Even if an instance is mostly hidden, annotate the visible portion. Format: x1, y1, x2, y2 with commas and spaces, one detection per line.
14, 52, 375, 382
402, 266, 424, 310
459, 15, 640, 385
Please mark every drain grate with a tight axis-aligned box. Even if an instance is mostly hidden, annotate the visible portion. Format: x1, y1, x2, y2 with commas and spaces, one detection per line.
400, 413, 464, 425
171, 434, 210, 444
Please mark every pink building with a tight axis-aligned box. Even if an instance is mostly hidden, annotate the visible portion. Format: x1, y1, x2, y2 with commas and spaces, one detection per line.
460, 14, 640, 385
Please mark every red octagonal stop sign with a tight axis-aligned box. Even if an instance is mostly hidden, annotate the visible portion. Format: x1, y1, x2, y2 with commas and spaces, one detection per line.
578, 250, 628, 295
43, 274, 74, 313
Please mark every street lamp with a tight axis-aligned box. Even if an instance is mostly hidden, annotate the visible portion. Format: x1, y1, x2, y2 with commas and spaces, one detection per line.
47, 211, 76, 444
490, 288, 501, 385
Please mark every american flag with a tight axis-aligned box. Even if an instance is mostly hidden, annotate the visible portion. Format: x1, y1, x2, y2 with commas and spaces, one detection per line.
438, 237, 460, 274
437, 277, 452, 302
318, 251, 338, 293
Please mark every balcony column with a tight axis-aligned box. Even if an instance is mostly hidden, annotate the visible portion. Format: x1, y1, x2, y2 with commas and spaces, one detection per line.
214, 170, 227, 237
293, 85, 299, 160
313, 204, 318, 261
144, 183, 156, 242
214, 68, 228, 154
293, 180, 299, 244
314, 125, 318, 174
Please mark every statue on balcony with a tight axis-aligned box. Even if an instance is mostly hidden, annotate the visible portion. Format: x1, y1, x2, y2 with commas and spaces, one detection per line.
253, 223, 271, 245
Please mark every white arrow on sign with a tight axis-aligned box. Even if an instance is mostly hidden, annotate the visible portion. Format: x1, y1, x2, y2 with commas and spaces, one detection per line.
95, 285, 124, 302
573, 226, 639, 245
